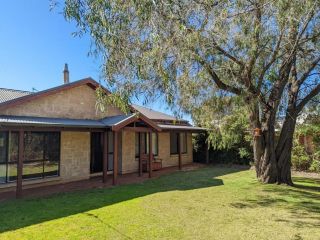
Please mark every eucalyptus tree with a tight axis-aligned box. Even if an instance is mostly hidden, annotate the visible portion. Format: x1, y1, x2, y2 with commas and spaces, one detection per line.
62, 0, 320, 185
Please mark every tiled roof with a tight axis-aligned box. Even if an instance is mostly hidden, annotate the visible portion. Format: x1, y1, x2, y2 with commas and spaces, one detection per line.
0, 88, 31, 104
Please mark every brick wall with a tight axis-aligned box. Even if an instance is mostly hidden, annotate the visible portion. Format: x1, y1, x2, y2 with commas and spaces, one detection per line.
121, 130, 138, 174
60, 131, 90, 181
159, 132, 193, 168
1, 85, 123, 119
121, 131, 193, 173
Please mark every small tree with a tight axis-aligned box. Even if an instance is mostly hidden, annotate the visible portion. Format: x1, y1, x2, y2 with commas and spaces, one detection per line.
61, 0, 320, 185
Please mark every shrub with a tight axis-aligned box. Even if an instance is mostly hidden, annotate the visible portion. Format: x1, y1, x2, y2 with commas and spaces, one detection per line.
309, 151, 320, 172
291, 143, 312, 171
292, 123, 320, 173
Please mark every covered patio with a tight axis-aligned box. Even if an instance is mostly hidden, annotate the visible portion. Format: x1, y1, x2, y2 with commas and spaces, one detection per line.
0, 163, 204, 202
0, 112, 163, 198
0, 113, 205, 199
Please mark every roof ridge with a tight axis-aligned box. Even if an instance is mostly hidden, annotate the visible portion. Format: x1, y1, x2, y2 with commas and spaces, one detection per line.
132, 104, 174, 115
132, 103, 182, 120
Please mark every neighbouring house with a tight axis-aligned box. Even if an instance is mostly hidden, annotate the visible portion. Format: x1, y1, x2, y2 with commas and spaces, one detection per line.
0, 65, 204, 197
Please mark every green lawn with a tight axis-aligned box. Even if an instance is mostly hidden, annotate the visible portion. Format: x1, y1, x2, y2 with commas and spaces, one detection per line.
0, 167, 319, 240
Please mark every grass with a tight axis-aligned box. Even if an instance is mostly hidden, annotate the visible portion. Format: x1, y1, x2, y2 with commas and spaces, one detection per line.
0, 166, 319, 240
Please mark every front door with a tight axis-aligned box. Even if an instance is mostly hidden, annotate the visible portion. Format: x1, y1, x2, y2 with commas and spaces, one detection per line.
90, 132, 103, 173
91, 131, 121, 174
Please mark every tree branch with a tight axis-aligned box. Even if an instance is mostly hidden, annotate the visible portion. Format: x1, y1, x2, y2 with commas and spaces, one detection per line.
195, 54, 242, 95
257, 29, 284, 90
247, 2, 262, 78
212, 40, 244, 67
297, 56, 320, 86
296, 84, 320, 113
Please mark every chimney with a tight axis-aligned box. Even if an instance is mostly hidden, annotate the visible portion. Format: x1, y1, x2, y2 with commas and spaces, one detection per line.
63, 63, 69, 84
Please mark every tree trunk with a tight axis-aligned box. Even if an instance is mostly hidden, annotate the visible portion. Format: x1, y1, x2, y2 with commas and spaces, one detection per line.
275, 114, 296, 185
252, 112, 296, 185
255, 113, 278, 183
249, 98, 296, 185
250, 104, 278, 183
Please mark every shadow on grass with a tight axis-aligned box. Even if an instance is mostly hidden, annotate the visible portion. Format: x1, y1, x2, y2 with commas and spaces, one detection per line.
293, 177, 320, 192
0, 166, 244, 233
231, 175, 320, 228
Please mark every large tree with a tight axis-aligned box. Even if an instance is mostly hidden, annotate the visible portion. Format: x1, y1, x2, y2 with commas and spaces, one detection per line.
61, 0, 320, 185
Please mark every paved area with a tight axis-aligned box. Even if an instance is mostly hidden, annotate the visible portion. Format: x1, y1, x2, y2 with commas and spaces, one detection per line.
0, 163, 204, 201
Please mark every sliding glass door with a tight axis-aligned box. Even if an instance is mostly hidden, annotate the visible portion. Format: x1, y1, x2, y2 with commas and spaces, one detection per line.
0, 131, 60, 184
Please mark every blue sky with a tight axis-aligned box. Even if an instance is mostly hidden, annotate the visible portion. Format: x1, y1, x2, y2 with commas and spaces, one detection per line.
0, 1, 188, 120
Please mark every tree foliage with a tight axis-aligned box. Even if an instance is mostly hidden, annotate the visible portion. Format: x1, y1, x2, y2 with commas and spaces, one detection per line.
61, 0, 320, 184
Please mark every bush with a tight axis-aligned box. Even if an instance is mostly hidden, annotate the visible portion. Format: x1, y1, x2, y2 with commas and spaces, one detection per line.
309, 159, 320, 172
193, 133, 252, 165
292, 123, 320, 173
209, 148, 251, 165
291, 143, 312, 171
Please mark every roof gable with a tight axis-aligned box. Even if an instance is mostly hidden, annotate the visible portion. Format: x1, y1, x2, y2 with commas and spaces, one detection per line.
0, 79, 123, 120
131, 104, 189, 124
0, 77, 109, 111
0, 78, 190, 126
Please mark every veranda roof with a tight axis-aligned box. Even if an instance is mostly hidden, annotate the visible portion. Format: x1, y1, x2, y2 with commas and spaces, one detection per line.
0, 115, 105, 128
0, 115, 205, 132
0, 113, 160, 131
158, 124, 206, 132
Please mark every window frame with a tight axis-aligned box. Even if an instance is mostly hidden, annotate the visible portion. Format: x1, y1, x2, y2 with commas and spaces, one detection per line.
0, 131, 19, 183
23, 131, 61, 180
0, 131, 61, 184
170, 132, 187, 155
135, 132, 158, 157
181, 132, 188, 154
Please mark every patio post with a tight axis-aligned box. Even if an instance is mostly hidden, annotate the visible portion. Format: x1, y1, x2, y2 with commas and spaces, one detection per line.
139, 133, 143, 176
178, 132, 182, 170
148, 131, 152, 178
205, 140, 209, 164
103, 131, 108, 183
113, 131, 118, 185
16, 130, 24, 198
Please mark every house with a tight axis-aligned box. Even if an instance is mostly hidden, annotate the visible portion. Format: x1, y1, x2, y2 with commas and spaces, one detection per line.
0, 66, 204, 197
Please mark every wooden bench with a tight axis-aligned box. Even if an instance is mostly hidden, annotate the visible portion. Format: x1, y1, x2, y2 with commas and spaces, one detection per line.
142, 157, 162, 172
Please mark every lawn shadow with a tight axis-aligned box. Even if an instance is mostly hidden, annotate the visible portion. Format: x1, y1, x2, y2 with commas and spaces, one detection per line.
0, 166, 245, 233
230, 175, 320, 228
293, 177, 320, 192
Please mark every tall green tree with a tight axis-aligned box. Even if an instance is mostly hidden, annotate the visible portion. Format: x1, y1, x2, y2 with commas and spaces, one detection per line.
61, 0, 320, 185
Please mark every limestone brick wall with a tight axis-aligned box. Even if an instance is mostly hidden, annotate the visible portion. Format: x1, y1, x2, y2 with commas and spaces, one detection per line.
1, 85, 123, 119
60, 131, 90, 181
120, 131, 193, 174
159, 132, 193, 168
121, 130, 139, 174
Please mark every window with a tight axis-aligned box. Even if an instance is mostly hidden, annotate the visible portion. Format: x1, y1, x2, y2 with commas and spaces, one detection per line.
170, 132, 179, 154
170, 132, 187, 155
24, 132, 60, 179
0, 131, 60, 184
181, 132, 187, 154
0, 131, 19, 183
135, 132, 158, 157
